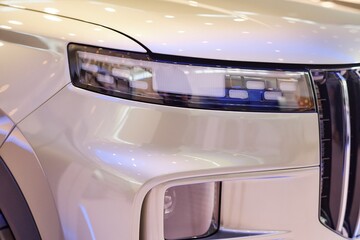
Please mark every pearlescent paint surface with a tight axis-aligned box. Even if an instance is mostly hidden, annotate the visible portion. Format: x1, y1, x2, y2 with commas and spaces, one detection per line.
1, 0, 360, 64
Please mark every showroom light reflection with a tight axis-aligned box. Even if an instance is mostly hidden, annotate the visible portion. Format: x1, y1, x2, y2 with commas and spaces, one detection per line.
44, 7, 59, 14
104, 7, 116, 12
43, 14, 62, 22
0, 25, 11, 29
8, 20, 22, 25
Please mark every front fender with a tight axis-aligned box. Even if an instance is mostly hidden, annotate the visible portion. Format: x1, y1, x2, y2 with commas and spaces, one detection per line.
0, 126, 64, 240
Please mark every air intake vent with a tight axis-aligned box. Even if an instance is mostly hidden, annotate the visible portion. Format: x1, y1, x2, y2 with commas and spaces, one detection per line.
313, 68, 360, 238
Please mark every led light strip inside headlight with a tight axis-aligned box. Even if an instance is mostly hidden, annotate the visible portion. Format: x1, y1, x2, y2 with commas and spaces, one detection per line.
68, 44, 315, 112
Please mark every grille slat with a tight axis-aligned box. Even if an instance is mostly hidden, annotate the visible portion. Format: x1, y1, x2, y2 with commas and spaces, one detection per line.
334, 72, 351, 232
345, 70, 360, 238
314, 69, 360, 239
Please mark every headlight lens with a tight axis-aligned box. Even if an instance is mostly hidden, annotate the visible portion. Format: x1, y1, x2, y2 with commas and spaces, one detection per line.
68, 44, 315, 112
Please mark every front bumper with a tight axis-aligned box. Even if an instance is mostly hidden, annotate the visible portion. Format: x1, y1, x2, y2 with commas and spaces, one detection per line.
12, 84, 335, 239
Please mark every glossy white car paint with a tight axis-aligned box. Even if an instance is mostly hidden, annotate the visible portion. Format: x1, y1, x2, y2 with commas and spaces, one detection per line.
0, 127, 64, 240
1, 0, 360, 64
0, 109, 14, 146
0, 1, 358, 240
17, 84, 319, 239
0, 5, 145, 123
143, 168, 344, 239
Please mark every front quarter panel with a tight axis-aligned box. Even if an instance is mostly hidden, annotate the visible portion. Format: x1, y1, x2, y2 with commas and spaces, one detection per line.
0, 4, 148, 239
0, 127, 64, 240
17, 85, 320, 239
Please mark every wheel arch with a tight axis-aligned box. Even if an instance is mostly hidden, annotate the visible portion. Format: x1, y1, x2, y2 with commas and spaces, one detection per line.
0, 120, 64, 240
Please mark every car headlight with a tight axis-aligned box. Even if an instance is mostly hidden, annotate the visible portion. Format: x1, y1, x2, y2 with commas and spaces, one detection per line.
68, 44, 315, 112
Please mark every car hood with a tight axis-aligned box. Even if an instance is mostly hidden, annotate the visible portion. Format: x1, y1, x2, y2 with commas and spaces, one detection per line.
2, 0, 360, 64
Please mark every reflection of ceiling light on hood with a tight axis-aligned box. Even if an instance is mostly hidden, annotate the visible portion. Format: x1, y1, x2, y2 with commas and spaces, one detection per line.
8, 20, 23, 25
43, 15, 62, 22
282, 17, 316, 24
234, 11, 258, 16
321, 1, 336, 8
197, 14, 233, 18
0, 25, 12, 29
44, 7, 59, 14
233, 18, 246, 22
7, 4, 25, 9
104, 7, 116, 12
188, 1, 198, 7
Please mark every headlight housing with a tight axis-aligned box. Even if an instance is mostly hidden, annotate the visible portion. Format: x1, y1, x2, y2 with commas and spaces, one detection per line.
68, 44, 315, 112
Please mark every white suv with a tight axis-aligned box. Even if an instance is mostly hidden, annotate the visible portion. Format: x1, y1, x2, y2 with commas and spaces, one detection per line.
0, 1, 359, 239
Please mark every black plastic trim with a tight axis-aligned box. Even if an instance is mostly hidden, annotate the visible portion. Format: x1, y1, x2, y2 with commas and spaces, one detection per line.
0, 156, 41, 239
0, 212, 9, 230
67, 43, 360, 71
345, 70, 360, 237
318, 72, 349, 230
315, 68, 360, 239
150, 53, 360, 71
